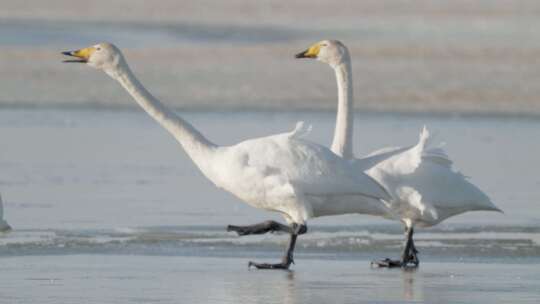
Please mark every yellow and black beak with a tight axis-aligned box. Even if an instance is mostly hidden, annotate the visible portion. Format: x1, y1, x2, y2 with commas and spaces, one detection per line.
62, 46, 95, 63
295, 43, 321, 59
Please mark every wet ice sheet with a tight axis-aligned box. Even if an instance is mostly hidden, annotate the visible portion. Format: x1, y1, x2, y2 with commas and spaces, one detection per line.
1, 255, 539, 304
1, 226, 539, 262
0, 109, 539, 261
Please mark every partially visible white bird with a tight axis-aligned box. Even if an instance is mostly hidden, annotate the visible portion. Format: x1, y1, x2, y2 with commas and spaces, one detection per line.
62, 42, 392, 270
0, 193, 12, 232
296, 40, 501, 267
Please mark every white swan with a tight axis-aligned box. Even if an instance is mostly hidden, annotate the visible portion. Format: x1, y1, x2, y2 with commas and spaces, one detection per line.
296, 40, 502, 267
62, 42, 392, 270
0, 193, 12, 232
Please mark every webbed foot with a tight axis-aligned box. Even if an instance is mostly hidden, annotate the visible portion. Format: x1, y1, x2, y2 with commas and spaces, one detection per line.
248, 260, 293, 270
371, 258, 402, 268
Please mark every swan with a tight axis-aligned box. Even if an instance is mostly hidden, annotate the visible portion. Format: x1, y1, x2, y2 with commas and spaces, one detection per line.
62, 42, 393, 270
0, 194, 12, 232
296, 40, 502, 268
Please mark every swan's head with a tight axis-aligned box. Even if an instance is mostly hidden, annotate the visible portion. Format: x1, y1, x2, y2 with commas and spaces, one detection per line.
62, 42, 123, 70
295, 40, 349, 67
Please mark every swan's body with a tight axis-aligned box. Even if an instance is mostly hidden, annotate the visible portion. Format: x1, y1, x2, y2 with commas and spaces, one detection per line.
297, 40, 500, 267
62, 42, 390, 269
211, 125, 391, 221
0, 194, 11, 232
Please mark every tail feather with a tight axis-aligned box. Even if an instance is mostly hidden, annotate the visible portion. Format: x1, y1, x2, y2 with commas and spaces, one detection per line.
388, 126, 431, 175
419, 125, 430, 147
288, 121, 312, 139
478, 197, 503, 213
421, 127, 453, 168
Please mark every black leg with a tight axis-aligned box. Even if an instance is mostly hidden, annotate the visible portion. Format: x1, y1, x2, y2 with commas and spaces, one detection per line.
248, 224, 307, 270
227, 220, 291, 236
371, 226, 419, 269
403, 228, 419, 268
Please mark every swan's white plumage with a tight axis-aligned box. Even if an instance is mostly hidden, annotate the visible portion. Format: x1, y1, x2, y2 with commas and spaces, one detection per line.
208, 123, 391, 223
0, 194, 11, 232
360, 128, 499, 226
301, 40, 501, 228
65, 43, 392, 226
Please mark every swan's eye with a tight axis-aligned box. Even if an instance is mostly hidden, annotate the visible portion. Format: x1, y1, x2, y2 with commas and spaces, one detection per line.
96, 47, 101, 51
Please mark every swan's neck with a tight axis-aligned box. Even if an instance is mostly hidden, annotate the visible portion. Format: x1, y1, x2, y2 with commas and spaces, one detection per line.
107, 61, 217, 166
330, 60, 354, 159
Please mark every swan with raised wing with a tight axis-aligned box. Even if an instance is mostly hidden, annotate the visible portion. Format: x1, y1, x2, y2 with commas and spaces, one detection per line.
296, 40, 502, 268
62, 42, 392, 270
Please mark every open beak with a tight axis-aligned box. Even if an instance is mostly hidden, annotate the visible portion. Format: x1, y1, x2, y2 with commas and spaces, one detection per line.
294, 44, 320, 59
295, 50, 310, 59
62, 47, 95, 63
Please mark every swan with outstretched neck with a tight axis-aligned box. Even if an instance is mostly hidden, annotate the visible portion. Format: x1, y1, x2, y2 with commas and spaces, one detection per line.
62, 42, 393, 270
296, 40, 502, 268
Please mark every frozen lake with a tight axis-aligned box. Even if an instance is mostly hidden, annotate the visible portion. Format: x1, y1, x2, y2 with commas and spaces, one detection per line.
0, 108, 539, 303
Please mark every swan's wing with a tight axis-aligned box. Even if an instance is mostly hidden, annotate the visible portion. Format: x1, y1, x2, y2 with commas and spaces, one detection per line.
405, 163, 500, 223
235, 127, 392, 202
379, 126, 431, 175
292, 155, 391, 201
357, 129, 453, 172
222, 124, 393, 224
354, 127, 499, 225
357, 127, 440, 175
422, 147, 453, 168
364, 146, 406, 158
286, 135, 391, 201
355, 146, 410, 171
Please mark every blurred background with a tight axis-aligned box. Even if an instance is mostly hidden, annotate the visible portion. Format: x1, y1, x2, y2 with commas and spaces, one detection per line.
2, 0, 540, 114
1, 2, 540, 303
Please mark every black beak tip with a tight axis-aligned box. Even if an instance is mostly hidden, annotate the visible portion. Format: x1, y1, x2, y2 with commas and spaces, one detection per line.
62, 51, 73, 56
295, 52, 306, 59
